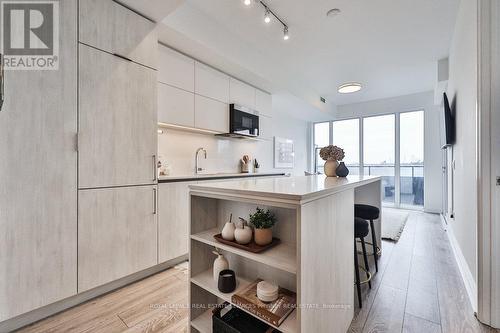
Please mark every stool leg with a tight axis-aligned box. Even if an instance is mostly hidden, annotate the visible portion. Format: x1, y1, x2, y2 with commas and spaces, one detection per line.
360, 238, 371, 289
354, 240, 362, 308
370, 219, 379, 273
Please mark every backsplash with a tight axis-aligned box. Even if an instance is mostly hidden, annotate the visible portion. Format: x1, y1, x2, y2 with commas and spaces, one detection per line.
158, 113, 311, 176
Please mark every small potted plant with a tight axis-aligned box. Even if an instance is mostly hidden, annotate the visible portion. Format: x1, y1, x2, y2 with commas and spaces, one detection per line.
249, 207, 276, 246
319, 145, 345, 177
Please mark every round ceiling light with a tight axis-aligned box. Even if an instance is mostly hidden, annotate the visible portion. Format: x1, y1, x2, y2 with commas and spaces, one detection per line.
338, 83, 362, 94
243, 0, 251, 6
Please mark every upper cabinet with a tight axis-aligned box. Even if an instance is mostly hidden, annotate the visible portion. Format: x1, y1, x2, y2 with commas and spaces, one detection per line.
230, 78, 256, 109
158, 83, 195, 127
158, 45, 195, 92
79, 0, 157, 69
79, 44, 157, 189
195, 62, 230, 103
256, 89, 273, 117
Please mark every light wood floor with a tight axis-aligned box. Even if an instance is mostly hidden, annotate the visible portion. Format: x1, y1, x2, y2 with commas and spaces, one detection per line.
16, 211, 498, 333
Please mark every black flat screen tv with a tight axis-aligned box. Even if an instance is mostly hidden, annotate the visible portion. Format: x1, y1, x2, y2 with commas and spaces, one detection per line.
442, 92, 455, 148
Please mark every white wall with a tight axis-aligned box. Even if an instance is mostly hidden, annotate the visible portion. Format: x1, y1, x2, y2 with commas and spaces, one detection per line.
158, 109, 311, 176
335, 91, 443, 213
446, 0, 478, 285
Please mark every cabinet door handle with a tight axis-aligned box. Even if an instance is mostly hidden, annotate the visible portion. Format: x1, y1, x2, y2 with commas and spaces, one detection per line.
153, 187, 157, 215
152, 154, 157, 182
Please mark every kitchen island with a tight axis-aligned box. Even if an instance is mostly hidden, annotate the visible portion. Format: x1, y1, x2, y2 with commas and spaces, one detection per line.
188, 175, 382, 333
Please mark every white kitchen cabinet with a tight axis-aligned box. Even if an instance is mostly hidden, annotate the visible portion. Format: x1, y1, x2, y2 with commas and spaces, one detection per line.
195, 61, 230, 103
195, 95, 229, 133
79, 0, 157, 69
158, 82, 195, 127
230, 78, 256, 109
78, 185, 158, 292
79, 44, 157, 189
0, 0, 78, 321
158, 182, 193, 263
158, 45, 195, 92
259, 114, 273, 140
256, 89, 273, 117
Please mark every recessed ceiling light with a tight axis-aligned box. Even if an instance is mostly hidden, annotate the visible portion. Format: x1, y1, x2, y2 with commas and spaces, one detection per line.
243, 0, 251, 6
338, 83, 362, 94
326, 8, 341, 17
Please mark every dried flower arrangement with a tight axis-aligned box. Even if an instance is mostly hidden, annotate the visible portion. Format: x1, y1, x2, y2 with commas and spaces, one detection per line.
319, 145, 345, 161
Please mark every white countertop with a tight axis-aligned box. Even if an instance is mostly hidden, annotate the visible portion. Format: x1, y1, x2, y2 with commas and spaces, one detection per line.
158, 172, 286, 183
189, 174, 381, 202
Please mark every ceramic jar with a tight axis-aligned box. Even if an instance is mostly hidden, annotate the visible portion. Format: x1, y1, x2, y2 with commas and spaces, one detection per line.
336, 162, 349, 177
254, 228, 273, 246
324, 159, 339, 177
213, 251, 229, 282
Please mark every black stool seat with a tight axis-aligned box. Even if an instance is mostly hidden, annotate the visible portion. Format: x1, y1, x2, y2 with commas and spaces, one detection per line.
355, 204, 380, 220
355, 217, 369, 238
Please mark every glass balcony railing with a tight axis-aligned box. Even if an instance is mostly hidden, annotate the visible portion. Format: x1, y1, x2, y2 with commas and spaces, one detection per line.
313, 163, 424, 207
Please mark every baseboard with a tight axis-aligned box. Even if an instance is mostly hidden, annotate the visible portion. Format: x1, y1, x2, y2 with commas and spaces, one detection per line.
0, 255, 188, 332
441, 214, 478, 312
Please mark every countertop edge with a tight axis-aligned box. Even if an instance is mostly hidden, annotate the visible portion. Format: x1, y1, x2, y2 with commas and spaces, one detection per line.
189, 176, 382, 202
158, 172, 286, 183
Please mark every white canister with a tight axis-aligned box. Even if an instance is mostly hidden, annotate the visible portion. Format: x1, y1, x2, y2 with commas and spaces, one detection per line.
213, 250, 229, 282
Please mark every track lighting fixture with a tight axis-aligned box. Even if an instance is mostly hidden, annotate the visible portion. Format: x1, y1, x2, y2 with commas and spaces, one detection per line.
243, 0, 290, 41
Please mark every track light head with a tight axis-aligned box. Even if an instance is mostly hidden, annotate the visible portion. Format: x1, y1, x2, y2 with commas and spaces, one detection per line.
264, 8, 271, 23
283, 26, 289, 40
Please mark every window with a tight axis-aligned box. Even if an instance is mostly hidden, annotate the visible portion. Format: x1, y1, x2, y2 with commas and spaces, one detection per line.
314, 122, 330, 173
400, 111, 424, 206
313, 110, 424, 208
332, 119, 360, 175
363, 115, 396, 204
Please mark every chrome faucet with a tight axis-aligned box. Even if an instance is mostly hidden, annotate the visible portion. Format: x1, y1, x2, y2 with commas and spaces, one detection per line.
195, 147, 207, 174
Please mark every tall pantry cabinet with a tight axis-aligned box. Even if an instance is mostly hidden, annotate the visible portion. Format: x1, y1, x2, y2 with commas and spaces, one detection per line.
0, 0, 78, 321
77, 0, 159, 292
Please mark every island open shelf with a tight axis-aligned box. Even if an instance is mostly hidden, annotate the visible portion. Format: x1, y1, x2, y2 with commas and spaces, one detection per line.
188, 175, 382, 333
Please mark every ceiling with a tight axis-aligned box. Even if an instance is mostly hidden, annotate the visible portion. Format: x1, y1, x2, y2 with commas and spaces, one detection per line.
128, 0, 460, 120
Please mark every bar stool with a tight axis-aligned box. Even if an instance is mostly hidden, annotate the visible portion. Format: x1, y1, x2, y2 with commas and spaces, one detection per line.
355, 204, 380, 272
354, 217, 372, 308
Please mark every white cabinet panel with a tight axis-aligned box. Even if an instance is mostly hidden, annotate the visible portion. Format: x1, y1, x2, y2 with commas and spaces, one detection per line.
158, 182, 193, 263
158, 83, 195, 127
195, 62, 230, 103
256, 89, 273, 117
158, 45, 195, 92
230, 78, 256, 109
79, 0, 157, 69
0, 0, 77, 320
78, 185, 158, 292
79, 45, 157, 189
259, 115, 273, 140
195, 95, 229, 133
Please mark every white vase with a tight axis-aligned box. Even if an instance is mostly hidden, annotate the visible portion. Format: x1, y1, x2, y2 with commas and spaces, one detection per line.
213, 251, 229, 282
324, 159, 339, 177
234, 225, 253, 245
221, 222, 235, 241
